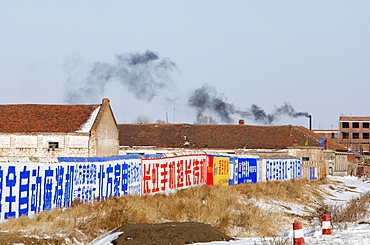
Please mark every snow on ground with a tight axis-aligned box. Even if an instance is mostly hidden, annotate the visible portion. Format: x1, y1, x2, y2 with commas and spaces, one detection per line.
324, 176, 370, 205
88, 230, 123, 245
192, 224, 370, 244
90, 176, 370, 245
195, 176, 370, 245
193, 223, 370, 245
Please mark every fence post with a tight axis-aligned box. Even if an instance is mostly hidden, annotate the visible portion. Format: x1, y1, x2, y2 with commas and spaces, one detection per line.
293, 221, 305, 245
322, 214, 332, 236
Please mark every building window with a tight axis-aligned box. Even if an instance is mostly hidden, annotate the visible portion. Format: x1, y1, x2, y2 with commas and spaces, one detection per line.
353, 133, 359, 139
342, 122, 349, 128
363, 133, 370, 139
302, 157, 310, 161
48, 142, 59, 149
352, 122, 360, 128
363, 122, 370, 128
342, 132, 349, 139
331, 133, 338, 139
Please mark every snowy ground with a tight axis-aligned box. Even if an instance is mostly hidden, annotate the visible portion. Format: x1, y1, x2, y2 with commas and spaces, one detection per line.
192, 224, 370, 244
195, 176, 370, 245
91, 176, 370, 245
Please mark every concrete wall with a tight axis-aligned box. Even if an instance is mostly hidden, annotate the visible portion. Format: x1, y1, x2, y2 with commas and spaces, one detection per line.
0, 133, 89, 157
89, 103, 119, 157
287, 146, 324, 161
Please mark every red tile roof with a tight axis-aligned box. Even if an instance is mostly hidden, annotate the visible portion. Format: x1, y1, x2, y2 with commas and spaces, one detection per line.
294, 126, 346, 151
118, 124, 347, 151
0, 104, 100, 133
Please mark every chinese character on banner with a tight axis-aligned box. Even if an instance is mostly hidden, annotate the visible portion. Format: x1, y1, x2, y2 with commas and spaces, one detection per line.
185, 159, 192, 187
122, 162, 129, 195
199, 158, 207, 184
31, 166, 42, 213
54, 166, 64, 208
160, 161, 169, 191
98, 164, 106, 199
176, 160, 184, 188
19, 166, 30, 216
151, 163, 160, 193
43, 167, 54, 211
128, 161, 140, 195
193, 159, 200, 185
64, 165, 74, 208
142, 163, 152, 194
87, 164, 97, 185
105, 165, 114, 197
5, 166, 17, 219
114, 163, 121, 196
169, 161, 176, 189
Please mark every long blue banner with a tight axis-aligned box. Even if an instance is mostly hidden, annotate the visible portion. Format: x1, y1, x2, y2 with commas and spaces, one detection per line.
0, 155, 302, 220
0, 156, 142, 220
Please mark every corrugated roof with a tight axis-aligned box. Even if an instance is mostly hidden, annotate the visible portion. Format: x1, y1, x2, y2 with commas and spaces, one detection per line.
118, 124, 347, 151
0, 104, 100, 133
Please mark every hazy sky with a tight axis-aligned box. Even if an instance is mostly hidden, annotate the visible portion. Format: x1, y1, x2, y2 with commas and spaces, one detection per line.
1, 1, 369, 129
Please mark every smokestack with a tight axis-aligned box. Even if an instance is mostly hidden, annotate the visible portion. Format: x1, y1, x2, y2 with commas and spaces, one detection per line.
307, 115, 312, 130
239, 119, 245, 125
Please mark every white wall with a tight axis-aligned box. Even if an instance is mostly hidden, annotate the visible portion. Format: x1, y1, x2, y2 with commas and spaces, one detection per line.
0, 133, 89, 157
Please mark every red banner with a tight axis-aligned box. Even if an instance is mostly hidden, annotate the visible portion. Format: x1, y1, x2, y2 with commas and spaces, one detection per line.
142, 155, 207, 194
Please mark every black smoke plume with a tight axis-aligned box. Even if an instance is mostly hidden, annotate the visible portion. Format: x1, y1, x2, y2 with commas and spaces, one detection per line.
188, 84, 241, 123
244, 103, 310, 124
64, 50, 177, 103
273, 102, 310, 118
245, 104, 276, 124
188, 83, 309, 124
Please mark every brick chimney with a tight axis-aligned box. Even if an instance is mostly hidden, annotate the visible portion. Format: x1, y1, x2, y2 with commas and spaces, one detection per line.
102, 98, 110, 104
239, 119, 245, 125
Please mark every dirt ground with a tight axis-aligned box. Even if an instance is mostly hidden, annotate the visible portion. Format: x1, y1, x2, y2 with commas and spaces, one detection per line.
0, 222, 234, 245
111, 222, 234, 245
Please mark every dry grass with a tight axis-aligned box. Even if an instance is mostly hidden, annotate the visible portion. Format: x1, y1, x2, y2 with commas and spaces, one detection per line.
318, 190, 370, 230
0, 177, 343, 244
231, 178, 327, 205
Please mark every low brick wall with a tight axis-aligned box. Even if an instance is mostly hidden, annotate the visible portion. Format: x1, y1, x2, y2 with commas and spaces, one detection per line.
357, 164, 370, 176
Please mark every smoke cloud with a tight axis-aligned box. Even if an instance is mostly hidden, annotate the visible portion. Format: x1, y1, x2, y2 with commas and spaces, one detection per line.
244, 103, 310, 124
188, 84, 241, 123
188, 83, 309, 124
64, 50, 177, 103
64, 51, 308, 125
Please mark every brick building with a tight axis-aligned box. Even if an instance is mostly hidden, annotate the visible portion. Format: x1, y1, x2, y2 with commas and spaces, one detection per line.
338, 116, 370, 155
0, 98, 119, 157
118, 123, 349, 176
315, 116, 370, 155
